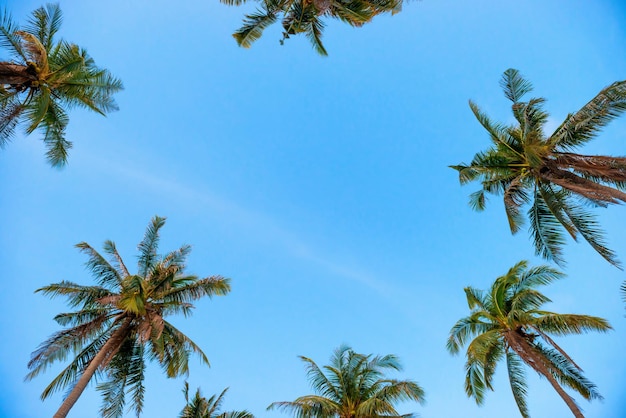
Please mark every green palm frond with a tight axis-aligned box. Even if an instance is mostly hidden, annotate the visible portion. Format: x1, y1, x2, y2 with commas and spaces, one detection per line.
447, 313, 497, 355
160, 276, 231, 304
532, 342, 603, 401
506, 351, 529, 418
76, 242, 124, 288
551, 80, 626, 151
35, 280, 113, 308
532, 314, 611, 336
233, 6, 278, 48
469, 101, 522, 154
332, 1, 376, 26
515, 264, 563, 290
24, 3, 62, 52
137, 216, 166, 277
464, 355, 488, 405
504, 177, 530, 233
102, 240, 131, 279
41, 99, 71, 167
537, 186, 578, 240
528, 190, 566, 266
561, 198, 621, 268
301, 355, 342, 401
500, 68, 533, 103
0, 8, 27, 60
305, 16, 326, 56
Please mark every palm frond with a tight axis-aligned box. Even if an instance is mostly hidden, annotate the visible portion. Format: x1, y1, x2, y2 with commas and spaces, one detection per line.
76, 242, 124, 288
25, 3, 62, 52
561, 197, 621, 268
506, 351, 530, 418
532, 342, 603, 401
305, 16, 327, 56
233, 8, 278, 48
551, 80, 626, 150
40, 99, 71, 167
500, 68, 533, 103
528, 190, 566, 266
137, 216, 166, 277
160, 276, 231, 305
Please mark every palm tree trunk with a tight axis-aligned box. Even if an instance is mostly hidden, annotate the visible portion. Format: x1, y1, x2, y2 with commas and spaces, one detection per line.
53, 318, 132, 418
505, 331, 585, 418
0, 62, 32, 85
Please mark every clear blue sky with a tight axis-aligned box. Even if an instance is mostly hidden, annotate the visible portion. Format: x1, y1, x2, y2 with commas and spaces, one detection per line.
1, 0, 625, 417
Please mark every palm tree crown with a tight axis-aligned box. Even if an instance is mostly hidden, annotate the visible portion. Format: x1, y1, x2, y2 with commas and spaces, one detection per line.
447, 261, 611, 418
452, 69, 626, 267
0, 3, 123, 166
26, 216, 231, 418
221, 0, 401, 55
180, 383, 254, 418
268, 345, 425, 418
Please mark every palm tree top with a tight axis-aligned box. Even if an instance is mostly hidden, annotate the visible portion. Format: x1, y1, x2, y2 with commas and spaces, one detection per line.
447, 260, 611, 418
452, 68, 626, 267
221, 0, 402, 56
180, 382, 255, 418
0, 3, 123, 166
268, 345, 425, 418
26, 216, 231, 418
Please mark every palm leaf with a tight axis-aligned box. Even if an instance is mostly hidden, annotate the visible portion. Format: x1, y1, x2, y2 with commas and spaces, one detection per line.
506, 351, 530, 418
500, 68, 533, 103
551, 80, 626, 150
0, 8, 27, 61
233, 9, 278, 48
528, 189, 566, 266
137, 216, 166, 277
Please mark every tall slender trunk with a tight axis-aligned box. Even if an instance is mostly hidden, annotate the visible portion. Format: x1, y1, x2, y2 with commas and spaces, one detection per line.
504, 331, 585, 418
53, 318, 132, 418
0, 62, 32, 85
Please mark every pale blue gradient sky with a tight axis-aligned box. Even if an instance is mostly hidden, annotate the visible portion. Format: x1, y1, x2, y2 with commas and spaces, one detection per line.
1, 1, 625, 417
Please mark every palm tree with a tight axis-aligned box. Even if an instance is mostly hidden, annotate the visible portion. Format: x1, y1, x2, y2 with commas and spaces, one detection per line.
180, 382, 254, 418
447, 261, 611, 418
26, 216, 231, 418
268, 345, 425, 418
0, 3, 123, 166
221, 0, 401, 56
451, 69, 626, 267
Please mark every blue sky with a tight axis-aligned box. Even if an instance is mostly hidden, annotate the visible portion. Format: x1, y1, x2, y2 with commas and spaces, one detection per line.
1, 0, 625, 417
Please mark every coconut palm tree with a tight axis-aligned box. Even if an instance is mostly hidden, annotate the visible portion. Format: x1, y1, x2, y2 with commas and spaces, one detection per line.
222, 0, 400, 56
447, 261, 611, 418
26, 216, 231, 418
451, 69, 626, 267
180, 382, 254, 418
0, 3, 123, 166
268, 345, 425, 418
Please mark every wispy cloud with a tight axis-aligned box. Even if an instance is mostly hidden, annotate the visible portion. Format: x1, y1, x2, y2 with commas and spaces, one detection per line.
82, 151, 396, 297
